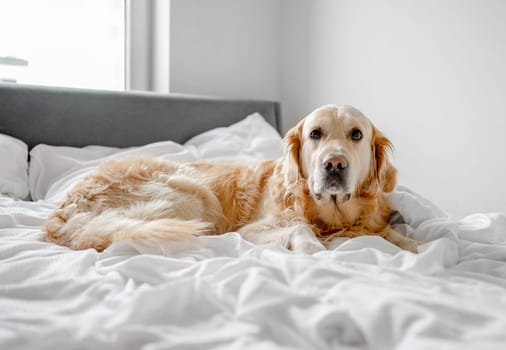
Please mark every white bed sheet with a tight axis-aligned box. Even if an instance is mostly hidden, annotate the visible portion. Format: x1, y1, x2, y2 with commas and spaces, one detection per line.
1, 186, 506, 350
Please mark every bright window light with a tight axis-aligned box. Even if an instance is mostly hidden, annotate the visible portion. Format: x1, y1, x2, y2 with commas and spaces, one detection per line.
0, 0, 125, 90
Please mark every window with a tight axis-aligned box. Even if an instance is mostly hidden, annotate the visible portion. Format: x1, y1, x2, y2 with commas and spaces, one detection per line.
0, 0, 125, 90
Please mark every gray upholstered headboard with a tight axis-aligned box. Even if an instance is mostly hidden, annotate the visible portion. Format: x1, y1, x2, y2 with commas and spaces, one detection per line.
0, 84, 282, 149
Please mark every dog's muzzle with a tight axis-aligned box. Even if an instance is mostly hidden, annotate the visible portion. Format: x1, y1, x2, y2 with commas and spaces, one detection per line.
314, 154, 350, 201
323, 154, 348, 189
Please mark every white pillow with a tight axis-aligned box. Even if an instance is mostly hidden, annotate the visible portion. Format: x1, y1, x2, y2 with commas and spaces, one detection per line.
0, 134, 29, 199
186, 113, 282, 163
29, 113, 282, 203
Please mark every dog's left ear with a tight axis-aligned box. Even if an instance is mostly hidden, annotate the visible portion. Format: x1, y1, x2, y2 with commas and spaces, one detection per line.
372, 127, 397, 192
283, 119, 304, 182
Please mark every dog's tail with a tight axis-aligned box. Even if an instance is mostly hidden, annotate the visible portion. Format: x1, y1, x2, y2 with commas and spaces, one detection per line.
44, 209, 214, 251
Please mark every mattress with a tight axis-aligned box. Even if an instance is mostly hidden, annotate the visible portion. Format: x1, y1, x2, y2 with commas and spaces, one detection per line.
1, 116, 506, 349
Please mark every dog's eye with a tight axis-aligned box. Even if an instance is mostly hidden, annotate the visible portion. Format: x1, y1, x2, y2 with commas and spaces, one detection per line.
310, 129, 322, 140
351, 128, 362, 141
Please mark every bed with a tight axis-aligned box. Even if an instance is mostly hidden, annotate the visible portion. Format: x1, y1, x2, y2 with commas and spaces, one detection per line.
1, 83, 506, 350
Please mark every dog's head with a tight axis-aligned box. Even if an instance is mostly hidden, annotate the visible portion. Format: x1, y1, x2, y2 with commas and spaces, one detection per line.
284, 105, 397, 203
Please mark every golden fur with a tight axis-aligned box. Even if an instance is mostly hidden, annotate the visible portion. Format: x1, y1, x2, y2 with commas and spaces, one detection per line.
44, 105, 419, 253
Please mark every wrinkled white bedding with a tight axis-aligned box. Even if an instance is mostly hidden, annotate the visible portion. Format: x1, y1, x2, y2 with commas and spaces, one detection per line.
1, 186, 506, 350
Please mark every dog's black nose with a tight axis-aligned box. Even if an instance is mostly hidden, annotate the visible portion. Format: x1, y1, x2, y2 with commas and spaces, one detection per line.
323, 155, 348, 175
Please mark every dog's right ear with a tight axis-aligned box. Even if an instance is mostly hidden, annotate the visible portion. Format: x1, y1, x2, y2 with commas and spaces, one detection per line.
282, 119, 304, 182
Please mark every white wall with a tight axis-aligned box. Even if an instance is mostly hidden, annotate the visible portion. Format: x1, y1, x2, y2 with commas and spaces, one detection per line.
280, 0, 506, 217
279, 0, 311, 123
170, 0, 281, 100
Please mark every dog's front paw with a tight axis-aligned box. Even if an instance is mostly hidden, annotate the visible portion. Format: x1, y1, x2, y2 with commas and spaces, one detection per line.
400, 238, 421, 253
384, 228, 421, 253
289, 226, 326, 254
291, 238, 326, 254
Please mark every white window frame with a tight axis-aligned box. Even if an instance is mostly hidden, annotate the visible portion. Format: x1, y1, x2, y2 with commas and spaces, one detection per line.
125, 0, 170, 93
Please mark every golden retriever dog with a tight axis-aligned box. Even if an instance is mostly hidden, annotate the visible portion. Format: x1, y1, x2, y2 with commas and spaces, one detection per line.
44, 105, 420, 253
